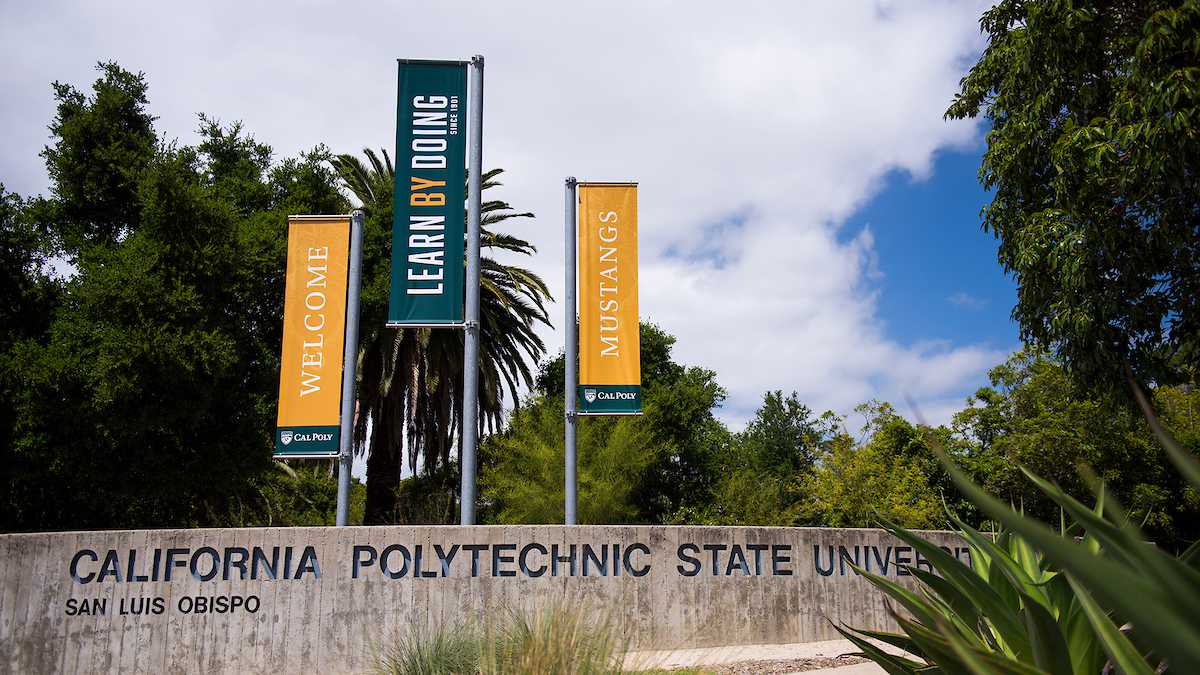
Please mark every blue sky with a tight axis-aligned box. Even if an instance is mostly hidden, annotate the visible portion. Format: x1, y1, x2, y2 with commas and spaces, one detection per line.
850, 147, 1019, 353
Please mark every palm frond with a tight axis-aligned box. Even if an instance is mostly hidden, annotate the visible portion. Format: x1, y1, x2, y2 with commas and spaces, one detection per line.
333, 152, 554, 522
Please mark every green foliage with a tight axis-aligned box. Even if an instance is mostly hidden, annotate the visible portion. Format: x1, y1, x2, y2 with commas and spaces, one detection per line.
498, 341, 1198, 537
372, 602, 625, 675
683, 465, 798, 527
480, 602, 624, 674
843, 383, 1200, 674
559, 322, 731, 523
954, 351, 1200, 547
331, 152, 551, 524
684, 398, 957, 530
0, 184, 57, 349
372, 620, 481, 675
482, 396, 660, 524
487, 323, 726, 524
1, 63, 349, 530
740, 391, 824, 475
40, 61, 157, 254
387, 466, 461, 526
673, 391, 830, 526
0, 184, 60, 518
800, 442, 942, 529
631, 330, 730, 521
947, 0, 1200, 389
799, 406, 946, 530
250, 462, 366, 527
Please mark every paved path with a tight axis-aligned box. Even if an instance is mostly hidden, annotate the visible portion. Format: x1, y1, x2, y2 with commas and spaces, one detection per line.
625, 638, 889, 672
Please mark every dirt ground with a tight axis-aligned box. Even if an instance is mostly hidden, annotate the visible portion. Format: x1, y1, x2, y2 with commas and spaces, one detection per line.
706, 655, 869, 674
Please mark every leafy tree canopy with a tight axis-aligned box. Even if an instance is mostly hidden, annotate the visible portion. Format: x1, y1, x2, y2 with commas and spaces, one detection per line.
483, 323, 727, 524
2, 62, 348, 530
5, 58, 1199, 543
953, 350, 1200, 546
739, 390, 826, 475
948, 1, 1200, 390
798, 428, 944, 530
39, 61, 157, 255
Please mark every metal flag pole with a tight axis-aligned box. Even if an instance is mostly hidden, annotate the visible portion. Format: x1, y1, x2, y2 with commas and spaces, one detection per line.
336, 209, 366, 526
460, 54, 485, 525
564, 177, 578, 525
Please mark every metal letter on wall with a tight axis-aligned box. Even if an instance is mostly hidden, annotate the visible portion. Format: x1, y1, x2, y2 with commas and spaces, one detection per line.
390, 60, 468, 325
577, 183, 642, 415
275, 216, 351, 457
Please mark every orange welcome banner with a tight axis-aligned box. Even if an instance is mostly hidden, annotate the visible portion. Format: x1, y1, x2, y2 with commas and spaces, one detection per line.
275, 216, 351, 457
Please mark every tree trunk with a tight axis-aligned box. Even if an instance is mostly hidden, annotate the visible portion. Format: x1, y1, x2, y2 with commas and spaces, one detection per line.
363, 409, 402, 525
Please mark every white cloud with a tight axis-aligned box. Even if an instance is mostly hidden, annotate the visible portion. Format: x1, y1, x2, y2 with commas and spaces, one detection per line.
1, 0, 1004, 429
949, 291, 988, 310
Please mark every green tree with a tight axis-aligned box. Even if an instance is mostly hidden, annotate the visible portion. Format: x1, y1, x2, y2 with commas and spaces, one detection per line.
673, 391, 833, 526
953, 350, 1200, 546
0, 186, 57, 346
0, 185, 61, 529
331, 150, 552, 524
252, 463, 367, 527
38, 62, 158, 255
625, 324, 729, 521
799, 406, 945, 529
947, 1, 1200, 389
854, 401, 978, 522
481, 397, 660, 524
739, 390, 825, 475
484, 323, 728, 524
3, 63, 348, 529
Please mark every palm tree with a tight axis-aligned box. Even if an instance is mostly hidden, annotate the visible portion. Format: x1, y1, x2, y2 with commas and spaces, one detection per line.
332, 149, 551, 523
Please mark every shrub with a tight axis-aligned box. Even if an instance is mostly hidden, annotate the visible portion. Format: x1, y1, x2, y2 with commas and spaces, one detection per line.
372, 621, 480, 675
373, 601, 626, 675
481, 602, 624, 674
840, 384, 1200, 673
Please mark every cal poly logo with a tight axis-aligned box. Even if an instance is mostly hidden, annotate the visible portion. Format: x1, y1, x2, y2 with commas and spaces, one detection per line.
280, 430, 294, 446
584, 389, 597, 403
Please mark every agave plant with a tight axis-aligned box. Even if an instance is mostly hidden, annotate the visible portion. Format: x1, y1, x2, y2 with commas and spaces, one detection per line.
837, 512, 1122, 674
839, 380, 1200, 674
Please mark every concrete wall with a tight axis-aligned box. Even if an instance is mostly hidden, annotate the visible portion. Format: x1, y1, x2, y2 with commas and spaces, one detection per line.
0, 525, 966, 674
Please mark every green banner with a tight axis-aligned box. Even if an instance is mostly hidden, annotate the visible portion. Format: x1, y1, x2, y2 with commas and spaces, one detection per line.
275, 425, 340, 457
577, 385, 642, 415
390, 60, 467, 325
